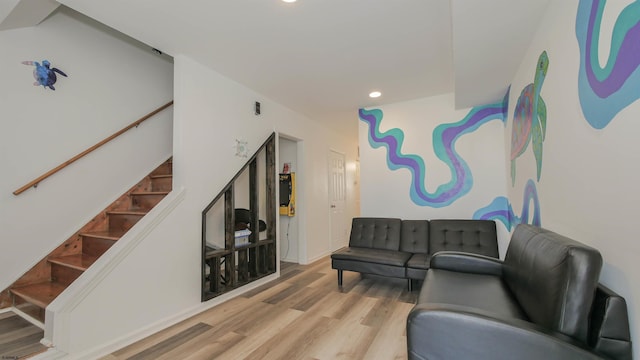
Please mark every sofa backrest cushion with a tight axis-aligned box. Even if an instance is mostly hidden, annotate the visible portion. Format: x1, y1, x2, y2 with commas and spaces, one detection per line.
503, 224, 602, 343
428, 220, 498, 257
400, 220, 429, 254
349, 217, 402, 251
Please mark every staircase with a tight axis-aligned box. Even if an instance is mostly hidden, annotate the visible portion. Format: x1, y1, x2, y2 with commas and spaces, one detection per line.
4, 158, 172, 323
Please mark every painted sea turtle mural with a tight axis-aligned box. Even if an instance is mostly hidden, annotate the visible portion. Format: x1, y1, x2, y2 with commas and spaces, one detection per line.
510, 51, 549, 186
22, 60, 67, 90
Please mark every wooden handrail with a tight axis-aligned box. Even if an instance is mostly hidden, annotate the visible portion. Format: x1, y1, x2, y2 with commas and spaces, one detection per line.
13, 101, 174, 196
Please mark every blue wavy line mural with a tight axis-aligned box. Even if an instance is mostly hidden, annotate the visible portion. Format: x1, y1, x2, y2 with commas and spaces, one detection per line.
473, 179, 541, 230
359, 99, 507, 208
576, 0, 640, 129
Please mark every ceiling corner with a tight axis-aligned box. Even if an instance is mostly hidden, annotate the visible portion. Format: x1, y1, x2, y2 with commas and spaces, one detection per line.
0, 0, 60, 31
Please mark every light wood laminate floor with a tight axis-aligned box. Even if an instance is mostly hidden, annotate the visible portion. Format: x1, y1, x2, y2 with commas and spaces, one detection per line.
102, 257, 418, 360
0, 311, 47, 359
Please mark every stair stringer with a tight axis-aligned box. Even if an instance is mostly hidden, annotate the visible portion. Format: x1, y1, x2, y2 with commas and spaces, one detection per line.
43, 187, 186, 354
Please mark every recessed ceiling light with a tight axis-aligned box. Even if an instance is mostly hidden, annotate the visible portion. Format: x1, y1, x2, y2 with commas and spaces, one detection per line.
369, 91, 382, 98
282, 0, 297, 2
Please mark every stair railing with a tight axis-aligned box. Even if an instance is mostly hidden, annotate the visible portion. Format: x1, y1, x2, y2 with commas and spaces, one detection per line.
13, 101, 174, 196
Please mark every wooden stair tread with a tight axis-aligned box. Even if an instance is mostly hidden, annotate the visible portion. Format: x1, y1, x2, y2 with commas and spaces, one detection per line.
48, 254, 99, 271
6, 157, 173, 315
14, 302, 45, 323
80, 230, 125, 240
130, 191, 170, 196
107, 210, 147, 215
11, 282, 66, 309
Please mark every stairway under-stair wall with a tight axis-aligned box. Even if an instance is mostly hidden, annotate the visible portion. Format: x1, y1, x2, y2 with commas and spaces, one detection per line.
1, 158, 173, 325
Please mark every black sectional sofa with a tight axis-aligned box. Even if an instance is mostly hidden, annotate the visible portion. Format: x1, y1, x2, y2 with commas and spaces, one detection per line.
330, 217, 499, 290
407, 224, 632, 360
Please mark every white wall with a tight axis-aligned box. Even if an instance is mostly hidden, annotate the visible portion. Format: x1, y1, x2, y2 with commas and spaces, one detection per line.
359, 94, 509, 249
505, 0, 638, 355
0, 7, 173, 293
47, 54, 359, 357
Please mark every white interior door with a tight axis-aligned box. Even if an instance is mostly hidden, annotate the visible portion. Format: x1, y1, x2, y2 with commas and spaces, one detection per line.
329, 150, 347, 250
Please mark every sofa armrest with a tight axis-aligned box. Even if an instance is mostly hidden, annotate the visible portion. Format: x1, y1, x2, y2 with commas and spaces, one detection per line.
430, 251, 504, 276
407, 304, 604, 360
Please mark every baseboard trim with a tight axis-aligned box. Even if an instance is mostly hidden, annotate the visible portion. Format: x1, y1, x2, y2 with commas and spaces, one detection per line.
304, 250, 331, 265
28, 348, 67, 360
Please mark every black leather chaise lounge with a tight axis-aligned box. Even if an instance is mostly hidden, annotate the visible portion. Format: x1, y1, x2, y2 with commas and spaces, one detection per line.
407, 224, 632, 360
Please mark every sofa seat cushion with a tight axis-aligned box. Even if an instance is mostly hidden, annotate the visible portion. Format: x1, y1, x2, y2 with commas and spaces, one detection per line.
331, 247, 411, 267
406, 254, 431, 280
420, 268, 528, 321
407, 253, 430, 270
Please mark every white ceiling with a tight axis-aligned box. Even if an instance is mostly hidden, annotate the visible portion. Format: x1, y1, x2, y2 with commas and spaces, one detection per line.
451, 0, 551, 108
2, 0, 550, 137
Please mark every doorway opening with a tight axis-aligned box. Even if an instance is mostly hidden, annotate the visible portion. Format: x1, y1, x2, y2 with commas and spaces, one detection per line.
278, 135, 301, 263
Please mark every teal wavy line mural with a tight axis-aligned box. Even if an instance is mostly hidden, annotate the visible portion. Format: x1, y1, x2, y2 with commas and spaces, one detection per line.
359, 99, 507, 208
510, 51, 549, 186
473, 179, 541, 230
576, 0, 640, 129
